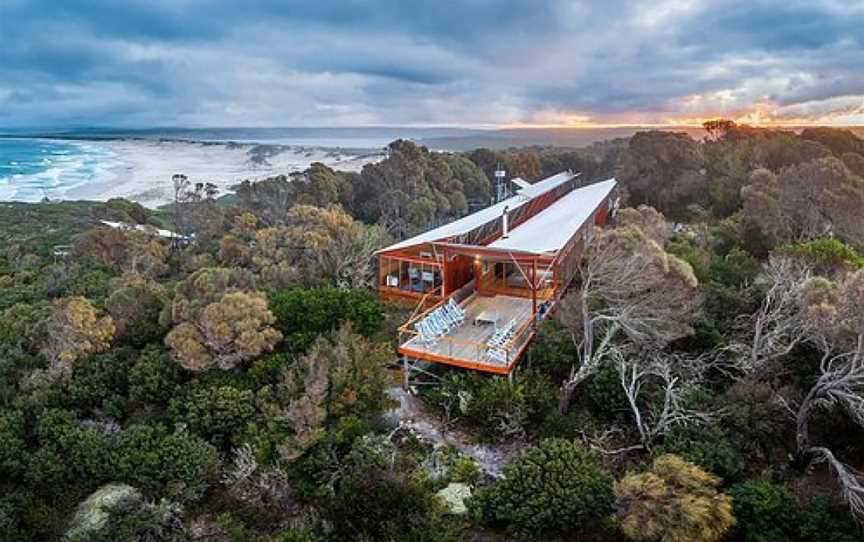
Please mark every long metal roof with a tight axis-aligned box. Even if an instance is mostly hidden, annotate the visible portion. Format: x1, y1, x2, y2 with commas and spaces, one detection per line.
487, 178, 617, 255
377, 171, 578, 253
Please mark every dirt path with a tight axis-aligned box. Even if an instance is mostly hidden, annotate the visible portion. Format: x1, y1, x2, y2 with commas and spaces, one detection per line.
387, 387, 521, 479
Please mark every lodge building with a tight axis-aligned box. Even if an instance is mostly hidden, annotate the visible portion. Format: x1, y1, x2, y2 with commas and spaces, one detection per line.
376, 172, 618, 378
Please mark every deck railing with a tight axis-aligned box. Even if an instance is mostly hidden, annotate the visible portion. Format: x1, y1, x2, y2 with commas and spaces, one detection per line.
399, 304, 541, 371
398, 280, 475, 334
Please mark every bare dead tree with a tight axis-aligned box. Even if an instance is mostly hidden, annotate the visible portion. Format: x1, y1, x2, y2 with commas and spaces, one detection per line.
171, 174, 221, 249
316, 222, 390, 290
794, 352, 864, 450
809, 446, 864, 523
770, 268, 864, 523
223, 444, 295, 513
616, 352, 717, 453
774, 349, 864, 525
558, 225, 700, 411
729, 256, 812, 373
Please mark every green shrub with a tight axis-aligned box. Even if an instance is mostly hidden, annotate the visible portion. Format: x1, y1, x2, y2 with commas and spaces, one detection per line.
527, 319, 577, 382
448, 457, 482, 486
722, 379, 791, 462
471, 438, 614, 537
168, 384, 256, 447
0, 409, 28, 478
0, 489, 55, 542
586, 362, 630, 420
30, 408, 111, 489
457, 375, 523, 442
105, 279, 169, 347
105, 198, 150, 224
0, 301, 50, 352
67, 348, 137, 418
797, 495, 860, 542
668, 235, 712, 283
111, 423, 219, 499
269, 287, 383, 352
727, 479, 797, 542
128, 346, 183, 406
327, 472, 459, 542
425, 371, 557, 443
535, 408, 600, 441
778, 237, 864, 274
706, 247, 761, 287
246, 351, 294, 388
54, 261, 118, 301
655, 425, 743, 482
272, 529, 327, 542
0, 271, 42, 311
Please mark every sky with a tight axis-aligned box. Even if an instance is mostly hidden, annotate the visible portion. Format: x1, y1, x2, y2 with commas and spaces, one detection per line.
1, 0, 863, 128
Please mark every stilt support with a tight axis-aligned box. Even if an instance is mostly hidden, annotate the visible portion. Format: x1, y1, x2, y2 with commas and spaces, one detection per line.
402, 355, 411, 391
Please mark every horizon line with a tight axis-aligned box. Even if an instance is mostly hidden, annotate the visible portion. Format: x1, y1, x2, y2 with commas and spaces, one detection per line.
3, 121, 863, 134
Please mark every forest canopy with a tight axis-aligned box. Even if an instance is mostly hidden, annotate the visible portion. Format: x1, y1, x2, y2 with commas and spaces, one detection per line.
2, 125, 864, 541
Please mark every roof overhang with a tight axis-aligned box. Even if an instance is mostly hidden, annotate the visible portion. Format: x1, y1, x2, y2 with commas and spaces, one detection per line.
375, 170, 580, 254
435, 242, 553, 262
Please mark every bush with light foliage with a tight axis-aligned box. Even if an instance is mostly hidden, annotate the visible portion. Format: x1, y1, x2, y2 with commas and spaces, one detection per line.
164, 273, 282, 370
41, 296, 114, 370
615, 454, 735, 542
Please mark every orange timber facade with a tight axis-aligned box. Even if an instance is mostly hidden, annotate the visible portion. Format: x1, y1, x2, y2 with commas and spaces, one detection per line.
376, 172, 618, 377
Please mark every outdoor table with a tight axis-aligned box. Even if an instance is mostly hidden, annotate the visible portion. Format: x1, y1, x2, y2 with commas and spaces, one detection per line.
474, 311, 499, 327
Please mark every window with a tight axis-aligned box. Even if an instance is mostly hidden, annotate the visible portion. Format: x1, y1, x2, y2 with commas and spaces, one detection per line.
379, 256, 441, 295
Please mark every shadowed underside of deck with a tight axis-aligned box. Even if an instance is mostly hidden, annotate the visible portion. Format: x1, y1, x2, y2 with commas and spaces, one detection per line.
398, 294, 534, 373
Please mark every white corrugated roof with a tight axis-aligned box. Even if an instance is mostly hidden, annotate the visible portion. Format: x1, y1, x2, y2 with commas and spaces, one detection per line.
378, 171, 578, 253
487, 178, 617, 255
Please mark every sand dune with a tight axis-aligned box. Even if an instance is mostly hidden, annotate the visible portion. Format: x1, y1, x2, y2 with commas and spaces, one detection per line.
59, 139, 383, 208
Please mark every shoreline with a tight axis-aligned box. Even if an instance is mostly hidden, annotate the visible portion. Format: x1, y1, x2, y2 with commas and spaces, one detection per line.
0, 137, 385, 209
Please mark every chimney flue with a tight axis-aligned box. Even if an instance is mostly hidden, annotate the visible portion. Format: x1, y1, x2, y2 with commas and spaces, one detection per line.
502, 205, 509, 238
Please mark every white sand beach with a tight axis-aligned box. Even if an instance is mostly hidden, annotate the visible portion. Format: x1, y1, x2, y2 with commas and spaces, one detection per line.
39, 139, 384, 208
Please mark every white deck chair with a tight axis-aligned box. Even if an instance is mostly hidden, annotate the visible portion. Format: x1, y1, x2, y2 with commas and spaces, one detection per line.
447, 299, 466, 324
415, 321, 435, 345
486, 346, 507, 364
439, 304, 459, 328
428, 311, 450, 336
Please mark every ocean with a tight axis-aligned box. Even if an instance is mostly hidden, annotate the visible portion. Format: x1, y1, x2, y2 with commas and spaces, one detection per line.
0, 138, 127, 202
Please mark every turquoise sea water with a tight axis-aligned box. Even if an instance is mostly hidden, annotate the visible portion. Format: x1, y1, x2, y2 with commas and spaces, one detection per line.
0, 138, 124, 202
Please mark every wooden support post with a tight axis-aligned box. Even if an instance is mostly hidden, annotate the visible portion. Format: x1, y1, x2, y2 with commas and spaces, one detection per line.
531, 258, 538, 316
402, 356, 410, 391
442, 247, 449, 297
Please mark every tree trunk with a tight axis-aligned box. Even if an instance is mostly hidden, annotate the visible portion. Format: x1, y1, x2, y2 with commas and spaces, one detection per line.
795, 387, 817, 455
559, 381, 576, 413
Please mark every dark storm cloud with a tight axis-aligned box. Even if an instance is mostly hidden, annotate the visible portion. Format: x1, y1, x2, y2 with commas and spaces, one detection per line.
1, 0, 862, 127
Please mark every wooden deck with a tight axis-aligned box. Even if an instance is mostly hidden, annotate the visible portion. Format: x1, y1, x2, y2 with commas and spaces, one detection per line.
398, 294, 535, 374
